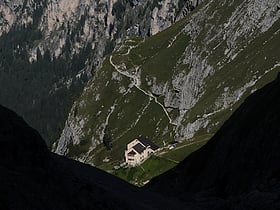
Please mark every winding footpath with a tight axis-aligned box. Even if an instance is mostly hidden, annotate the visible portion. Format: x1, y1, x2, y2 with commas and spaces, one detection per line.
109, 43, 178, 126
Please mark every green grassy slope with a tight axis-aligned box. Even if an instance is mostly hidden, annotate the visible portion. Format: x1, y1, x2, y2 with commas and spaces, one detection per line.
55, 0, 280, 184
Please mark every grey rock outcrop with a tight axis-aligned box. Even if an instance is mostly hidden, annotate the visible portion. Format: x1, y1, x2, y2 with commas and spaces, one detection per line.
55, 0, 280, 167
0, 0, 200, 145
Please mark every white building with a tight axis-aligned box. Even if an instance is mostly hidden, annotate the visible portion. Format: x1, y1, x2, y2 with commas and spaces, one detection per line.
125, 136, 159, 167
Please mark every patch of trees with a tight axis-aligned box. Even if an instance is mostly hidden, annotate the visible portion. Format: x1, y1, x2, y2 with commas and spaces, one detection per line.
0, 22, 93, 146
112, 1, 127, 20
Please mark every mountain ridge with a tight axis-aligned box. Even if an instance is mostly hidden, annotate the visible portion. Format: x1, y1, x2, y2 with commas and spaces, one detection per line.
55, 0, 280, 181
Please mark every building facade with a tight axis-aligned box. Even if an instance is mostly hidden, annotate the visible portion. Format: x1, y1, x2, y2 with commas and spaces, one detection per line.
125, 136, 159, 167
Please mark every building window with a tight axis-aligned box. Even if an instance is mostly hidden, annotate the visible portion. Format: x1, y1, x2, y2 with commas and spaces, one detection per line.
128, 158, 134, 161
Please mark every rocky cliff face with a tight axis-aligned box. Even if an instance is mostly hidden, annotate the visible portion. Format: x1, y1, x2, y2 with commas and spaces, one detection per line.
0, 0, 199, 144
55, 0, 280, 168
1, 0, 198, 63
147, 73, 280, 209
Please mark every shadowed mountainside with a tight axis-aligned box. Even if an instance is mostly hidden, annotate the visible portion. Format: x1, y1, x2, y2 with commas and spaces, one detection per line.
147, 73, 280, 209
0, 105, 128, 209
1, 73, 280, 209
0, 105, 186, 210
